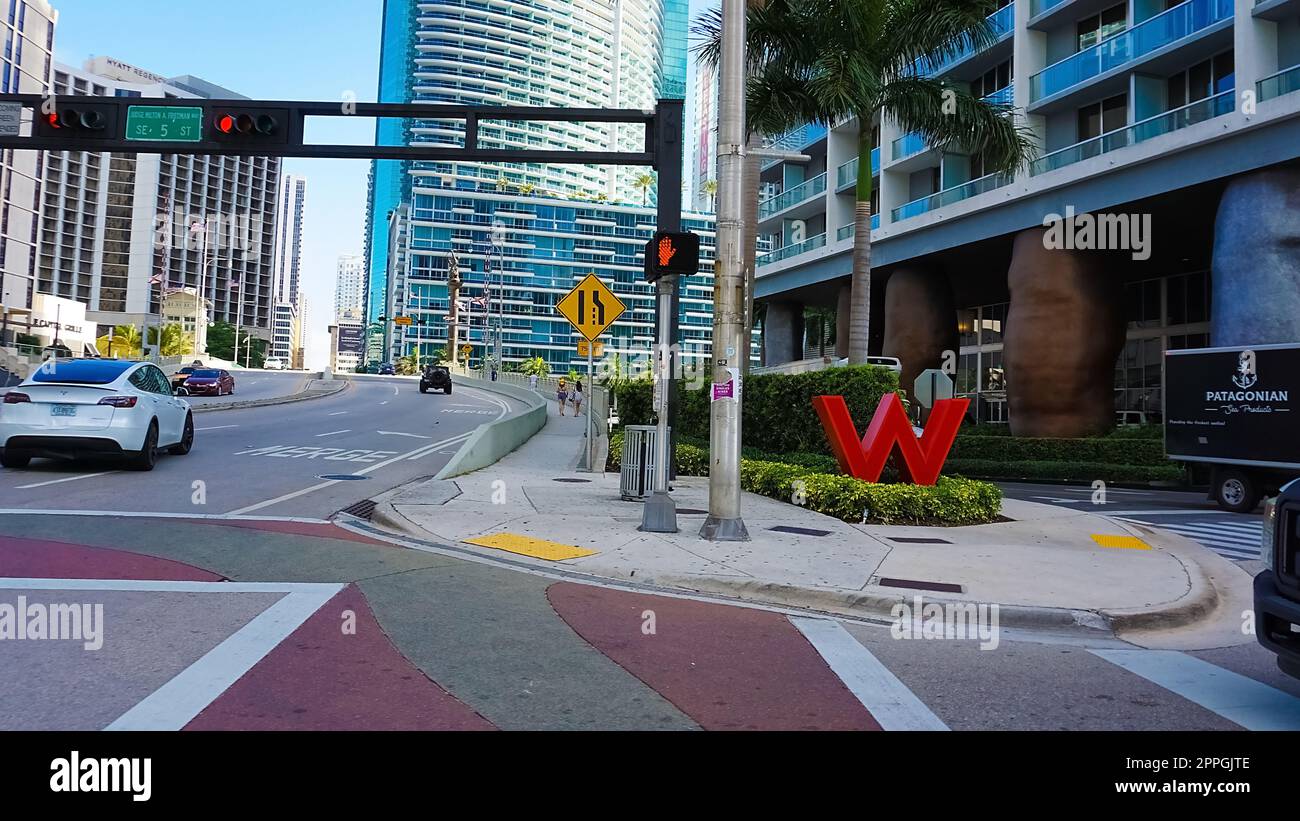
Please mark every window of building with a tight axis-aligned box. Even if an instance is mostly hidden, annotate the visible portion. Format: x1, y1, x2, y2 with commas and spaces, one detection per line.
1166, 50, 1234, 110
973, 59, 1012, 99
1077, 93, 1127, 141
1077, 3, 1127, 51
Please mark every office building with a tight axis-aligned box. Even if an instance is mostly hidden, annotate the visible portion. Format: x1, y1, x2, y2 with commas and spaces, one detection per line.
334, 253, 364, 319
364, 0, 712, 372
34, 56, 279, 347
0, 0, 57, 315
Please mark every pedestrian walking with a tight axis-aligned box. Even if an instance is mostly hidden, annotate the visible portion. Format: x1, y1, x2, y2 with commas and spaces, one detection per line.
572, 379, 583, 416
556, 377, 568, 416
529, 372, 539, 391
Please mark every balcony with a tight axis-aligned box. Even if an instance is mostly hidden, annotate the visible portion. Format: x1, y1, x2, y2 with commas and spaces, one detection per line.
891, 172, 1012, 222
835, 147, 880, 190
891, 132, 928, 163
981, 83, 1014, 106
758, 172, 827, 220
761, 123, 829, 170
1030, 88, 1234, 175
911, 2, 1015, 77
1258, 64, 1300, 102
835, 215, 880, 242
757, 232, 826, 267
1029, 0, 1233, 103
1030, 0, 1068, 14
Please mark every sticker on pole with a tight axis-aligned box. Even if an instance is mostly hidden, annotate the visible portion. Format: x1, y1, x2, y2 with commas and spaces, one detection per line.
711, 367, 740, 402
556, 273, 625, 341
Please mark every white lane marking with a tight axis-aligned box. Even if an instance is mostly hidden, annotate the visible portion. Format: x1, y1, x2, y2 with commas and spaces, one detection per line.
104, 582, 344, 731
14, 471, 117, 490
1100, 509, 1262, 517
315, 429, 351, 438
380, 401, 389, 405
1090, 649, 1300, 731
328, 412, 348, 416
789, 616, 949, 731
0, 509, 329, 524
392, 386, 399, 396
197, 424, 239, 431
376, 430, 432, 439
226, 431, 474, 515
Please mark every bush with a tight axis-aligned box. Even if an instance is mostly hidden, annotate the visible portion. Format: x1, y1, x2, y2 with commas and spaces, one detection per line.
945, 459, 1184, 484
951, 435, 1167, 466
612, 364, 900, 456
607, 432, 1002, 525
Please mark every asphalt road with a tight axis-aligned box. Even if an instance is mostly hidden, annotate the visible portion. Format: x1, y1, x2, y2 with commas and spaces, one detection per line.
2, 510, 1299, 731
998, 481, 1267, 564
181, 369, 308, 406
0, 374, 515, 519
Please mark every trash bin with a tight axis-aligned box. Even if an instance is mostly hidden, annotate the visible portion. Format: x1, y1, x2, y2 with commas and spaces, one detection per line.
620, 424, 670, 500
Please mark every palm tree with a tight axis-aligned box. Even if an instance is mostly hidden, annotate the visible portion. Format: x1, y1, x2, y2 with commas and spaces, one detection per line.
633, 171, 657, 206
695, 0, 1033, 364
147, 323, 193, 357
98, 324, 143, 358
701, 178, 718, 211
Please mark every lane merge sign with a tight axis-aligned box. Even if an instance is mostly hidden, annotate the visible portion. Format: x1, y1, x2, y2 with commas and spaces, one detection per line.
556, 273, 625, 341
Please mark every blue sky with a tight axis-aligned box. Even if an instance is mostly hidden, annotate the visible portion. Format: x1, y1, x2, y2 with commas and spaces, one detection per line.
50, 0, 713, 366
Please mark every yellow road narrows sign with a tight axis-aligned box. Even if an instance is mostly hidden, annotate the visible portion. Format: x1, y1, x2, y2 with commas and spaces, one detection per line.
556, 273, 625, 341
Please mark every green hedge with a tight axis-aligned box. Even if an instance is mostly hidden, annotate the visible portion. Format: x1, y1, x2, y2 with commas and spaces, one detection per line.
951, 435, 1167, 466
945, 459, 1184, 484
612, 365, 900, 456
607, 431, 1002, 525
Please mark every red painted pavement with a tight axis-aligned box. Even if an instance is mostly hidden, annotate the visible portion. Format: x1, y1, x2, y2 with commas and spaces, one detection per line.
547, 583, 880, 731
0, 535, 223, 581
180, 518, 397, 547
186, 584, 495, 731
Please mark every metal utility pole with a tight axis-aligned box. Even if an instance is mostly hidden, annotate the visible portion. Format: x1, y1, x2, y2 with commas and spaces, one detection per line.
447, 251, 461, 365
491, 221, 505, 374
640, 97, 684, 534
700, 0, 750, 542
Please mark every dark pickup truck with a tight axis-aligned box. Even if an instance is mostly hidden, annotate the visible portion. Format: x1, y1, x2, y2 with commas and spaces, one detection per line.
1256, 483, 1300, 679
419, 365, 452, 394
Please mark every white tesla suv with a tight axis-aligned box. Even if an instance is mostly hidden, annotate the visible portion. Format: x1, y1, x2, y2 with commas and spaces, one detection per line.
0, 359, 194, 471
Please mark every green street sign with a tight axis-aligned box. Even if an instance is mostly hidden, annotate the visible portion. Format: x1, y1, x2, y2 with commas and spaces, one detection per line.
125, 106, 204, 143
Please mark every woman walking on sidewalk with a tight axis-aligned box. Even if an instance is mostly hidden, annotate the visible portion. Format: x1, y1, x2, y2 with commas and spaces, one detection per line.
556, 377, 568, 416
571, 380, 584, 417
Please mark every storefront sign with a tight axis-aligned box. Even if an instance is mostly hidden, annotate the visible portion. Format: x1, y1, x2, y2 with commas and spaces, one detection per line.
813, 393, 968, 486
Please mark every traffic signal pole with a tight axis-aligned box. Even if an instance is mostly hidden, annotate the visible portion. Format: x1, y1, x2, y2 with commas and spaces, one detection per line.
640, 99, 684, 534
700, 0, 751, 542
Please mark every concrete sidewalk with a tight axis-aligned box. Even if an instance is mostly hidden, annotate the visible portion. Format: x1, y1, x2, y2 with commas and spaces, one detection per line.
371, 402, 1255, 640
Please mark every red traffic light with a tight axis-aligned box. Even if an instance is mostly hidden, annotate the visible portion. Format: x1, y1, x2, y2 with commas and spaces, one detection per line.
212, 111, 277, 138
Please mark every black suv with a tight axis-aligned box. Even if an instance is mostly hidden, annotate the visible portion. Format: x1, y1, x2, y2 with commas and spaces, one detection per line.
419, 365, 452, 394
1256, 481, 1300, 679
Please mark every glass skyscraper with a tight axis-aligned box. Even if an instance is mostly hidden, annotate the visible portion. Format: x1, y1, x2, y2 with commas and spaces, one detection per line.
363, 0, 722, 371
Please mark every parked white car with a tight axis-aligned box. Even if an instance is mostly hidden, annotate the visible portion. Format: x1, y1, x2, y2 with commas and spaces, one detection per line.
0, 359, 194, 471
263, 357, 286, 370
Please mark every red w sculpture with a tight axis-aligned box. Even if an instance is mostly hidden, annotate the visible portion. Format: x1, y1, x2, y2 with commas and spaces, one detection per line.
812, 393, 968, 486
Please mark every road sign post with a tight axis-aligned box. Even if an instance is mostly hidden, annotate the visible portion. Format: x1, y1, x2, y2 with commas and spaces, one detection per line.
556, 274, 626, 474
913, 368, 955, 423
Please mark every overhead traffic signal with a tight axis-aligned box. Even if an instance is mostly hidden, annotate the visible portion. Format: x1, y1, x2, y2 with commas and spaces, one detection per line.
208, 108, 287, 145
35, 103, 119, 139
643, 230, 700, 282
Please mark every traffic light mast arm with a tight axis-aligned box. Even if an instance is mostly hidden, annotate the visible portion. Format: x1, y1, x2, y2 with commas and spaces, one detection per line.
0, 94, 661, 165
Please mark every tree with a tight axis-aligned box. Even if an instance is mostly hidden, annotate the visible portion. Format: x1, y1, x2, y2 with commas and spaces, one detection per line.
97, 325, 143, 359
633, 171, 657, 206
519, 355, 550, 377
147, 323, 193, 357
701, 178, 718, 211
695, 0, 1033, 363
208, 320, 269, 367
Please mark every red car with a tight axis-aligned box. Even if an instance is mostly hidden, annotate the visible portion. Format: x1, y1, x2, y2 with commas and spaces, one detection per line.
183, 369, 235, 396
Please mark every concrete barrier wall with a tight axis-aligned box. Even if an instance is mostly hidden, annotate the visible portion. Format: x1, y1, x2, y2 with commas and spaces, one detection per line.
435, 372, 547, 480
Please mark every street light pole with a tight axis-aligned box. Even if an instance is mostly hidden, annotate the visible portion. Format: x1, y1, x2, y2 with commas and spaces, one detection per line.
491, 220, 505, 374
700, 0, 751, 542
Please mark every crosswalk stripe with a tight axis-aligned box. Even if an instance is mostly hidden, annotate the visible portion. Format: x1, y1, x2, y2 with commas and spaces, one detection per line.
1090, 649, 1300, 731
1164, 522, 1262, 537
1158, 525, 1260, 545
790, 616, 949, 731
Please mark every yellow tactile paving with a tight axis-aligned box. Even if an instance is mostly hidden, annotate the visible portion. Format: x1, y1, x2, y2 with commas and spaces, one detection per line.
1090, 534, 1151, 550
463, 532, 598, 561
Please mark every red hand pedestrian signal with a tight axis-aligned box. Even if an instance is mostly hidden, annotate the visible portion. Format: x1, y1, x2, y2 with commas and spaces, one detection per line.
658, 237, 676, 268
813, 393, 967, 485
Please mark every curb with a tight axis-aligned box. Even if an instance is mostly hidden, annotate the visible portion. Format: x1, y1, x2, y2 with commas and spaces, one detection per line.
190, 380, 350, 413
1096, 519, 1225, 634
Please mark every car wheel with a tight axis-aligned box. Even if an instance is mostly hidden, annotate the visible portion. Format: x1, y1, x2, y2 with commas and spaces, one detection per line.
1214, 468, 1260, 514
419, 385, 427, 394
169, 413, 194, 456
0, 449, 31, 468
445, 385, 452, 394
128, 421, 159, 471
